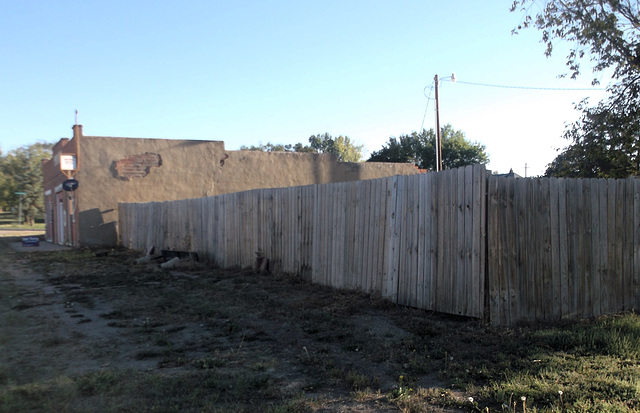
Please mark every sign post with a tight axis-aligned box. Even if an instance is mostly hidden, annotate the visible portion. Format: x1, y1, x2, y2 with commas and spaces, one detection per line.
14, 191, 26, 225
60, 154, 77, 178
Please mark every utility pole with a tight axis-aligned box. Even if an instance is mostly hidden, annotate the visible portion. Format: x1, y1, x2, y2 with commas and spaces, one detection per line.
434, 74, 442, 172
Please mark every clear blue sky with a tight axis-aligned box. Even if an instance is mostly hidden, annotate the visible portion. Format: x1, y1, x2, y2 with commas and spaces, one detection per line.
0, 0, 609, 176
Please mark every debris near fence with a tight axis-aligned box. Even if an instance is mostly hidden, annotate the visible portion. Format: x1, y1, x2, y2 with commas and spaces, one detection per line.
254, 251, 269, 274
160, 257, 180, 269
133, 246, 199, 270
161, 249, 199, 262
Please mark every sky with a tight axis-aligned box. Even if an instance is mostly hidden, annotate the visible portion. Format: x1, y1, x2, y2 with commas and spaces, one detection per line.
0, 0, 611, 177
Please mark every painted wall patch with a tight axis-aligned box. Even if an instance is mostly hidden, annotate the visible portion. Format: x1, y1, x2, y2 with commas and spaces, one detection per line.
113, 153, 162, 180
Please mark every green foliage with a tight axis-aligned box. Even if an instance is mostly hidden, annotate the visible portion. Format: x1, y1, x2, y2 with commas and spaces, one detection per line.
0, 142, 53, 222
308, 133, 364, 162
240, 133, 364, 162
511, 0, 640, 178
239, 142, 314, 153
545, 95, 640, 177
367, 125, 489, 170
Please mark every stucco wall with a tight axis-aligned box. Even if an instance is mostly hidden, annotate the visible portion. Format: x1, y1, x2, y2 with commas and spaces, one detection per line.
45, 128, 421, 246
76, 136, 227, 246
214, 150, 421, 195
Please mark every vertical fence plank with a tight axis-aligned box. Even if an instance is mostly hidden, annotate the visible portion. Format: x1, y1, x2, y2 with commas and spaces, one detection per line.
564, 179, 577, 319
377, 177, 391, 295
383, 176, 399, 301
365, 179, 376, 292
549, 178, 562, 320
588, 181, 601, 316
329, 183, 339, 287
362, 180, 373, 292
581, 180, 593, 318
416, 173, 428, 310
574, 179, 586, 319
505, 177, 518, 324
342, 182, 353, 289
614, 179, 625, 312
514, 178, 528, 322
462, 166, 473, 316
540, 178, 553, 322
281, 189, 288, 273
370, 179, 383, 293
598, 179, 610, 314
470, 166, 483, 318
608, 179, 619, 312
453, 167, 465, 315
399, 175, 414, 307
311, 185, 320, 284
557, 179, 569, 318
352, 181, 363, 290
428, 172, 439, 311
336, 182, 346, 288
623, 179, 634, 310
634, 178, 640, 310
434, 172, 445, 312
323, 183, 332, 286
446, 170, 456, 314
396, 176, 409, 305
408, 174, 419, 308
487, 176, 503, 324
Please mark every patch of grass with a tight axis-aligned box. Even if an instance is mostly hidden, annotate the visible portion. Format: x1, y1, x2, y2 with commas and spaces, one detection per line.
266, 396, 312, 413
40, 336, 66, 347
345, 370, 374, 391
0, 369, 308, 413
193, 355, 226, 370
135, 349, 163, 360
75, 370, 121, 396
449, 314, 640, 412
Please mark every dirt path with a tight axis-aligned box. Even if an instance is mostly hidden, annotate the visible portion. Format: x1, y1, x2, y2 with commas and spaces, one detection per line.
0, 238, 477, 412
0, 253, 156, 386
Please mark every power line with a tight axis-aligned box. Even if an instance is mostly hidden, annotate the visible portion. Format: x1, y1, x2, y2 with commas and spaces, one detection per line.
420, 85, 434, 132
454, 80, 606, 91
419, 76, 604, 137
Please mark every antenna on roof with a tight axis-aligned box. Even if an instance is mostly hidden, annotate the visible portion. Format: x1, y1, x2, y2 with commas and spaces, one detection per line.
75, 109, 78, 125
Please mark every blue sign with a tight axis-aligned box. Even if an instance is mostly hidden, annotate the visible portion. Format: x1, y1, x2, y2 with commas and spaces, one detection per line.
62, 179, 79, 192
22, 236, 40, 247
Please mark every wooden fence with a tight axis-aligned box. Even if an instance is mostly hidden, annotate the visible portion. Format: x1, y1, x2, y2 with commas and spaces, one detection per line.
488, 176, 640, 325
119, 165, 488, 319
118, 166, 640, 325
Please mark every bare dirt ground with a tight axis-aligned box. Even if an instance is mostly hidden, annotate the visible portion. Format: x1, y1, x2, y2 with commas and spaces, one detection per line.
0, 235, 497, 412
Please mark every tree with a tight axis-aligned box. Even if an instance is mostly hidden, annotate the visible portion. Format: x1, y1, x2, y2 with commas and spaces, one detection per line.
308, 133, 365, 162
544, 98, 640, 177
367, 125, 489, 170
240, 133, 365, 162
239, 142, 317, 153
511, 0, 640, 177
0, 143, 53, 224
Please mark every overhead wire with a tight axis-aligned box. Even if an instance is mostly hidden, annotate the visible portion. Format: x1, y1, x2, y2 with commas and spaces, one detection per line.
420, 77, 606, 131
420, 84, 435, 132
453, 80, 607, 91
419, 76, 606, 137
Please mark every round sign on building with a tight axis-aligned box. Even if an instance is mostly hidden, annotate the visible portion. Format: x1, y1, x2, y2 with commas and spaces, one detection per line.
62, 179, 79, 192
